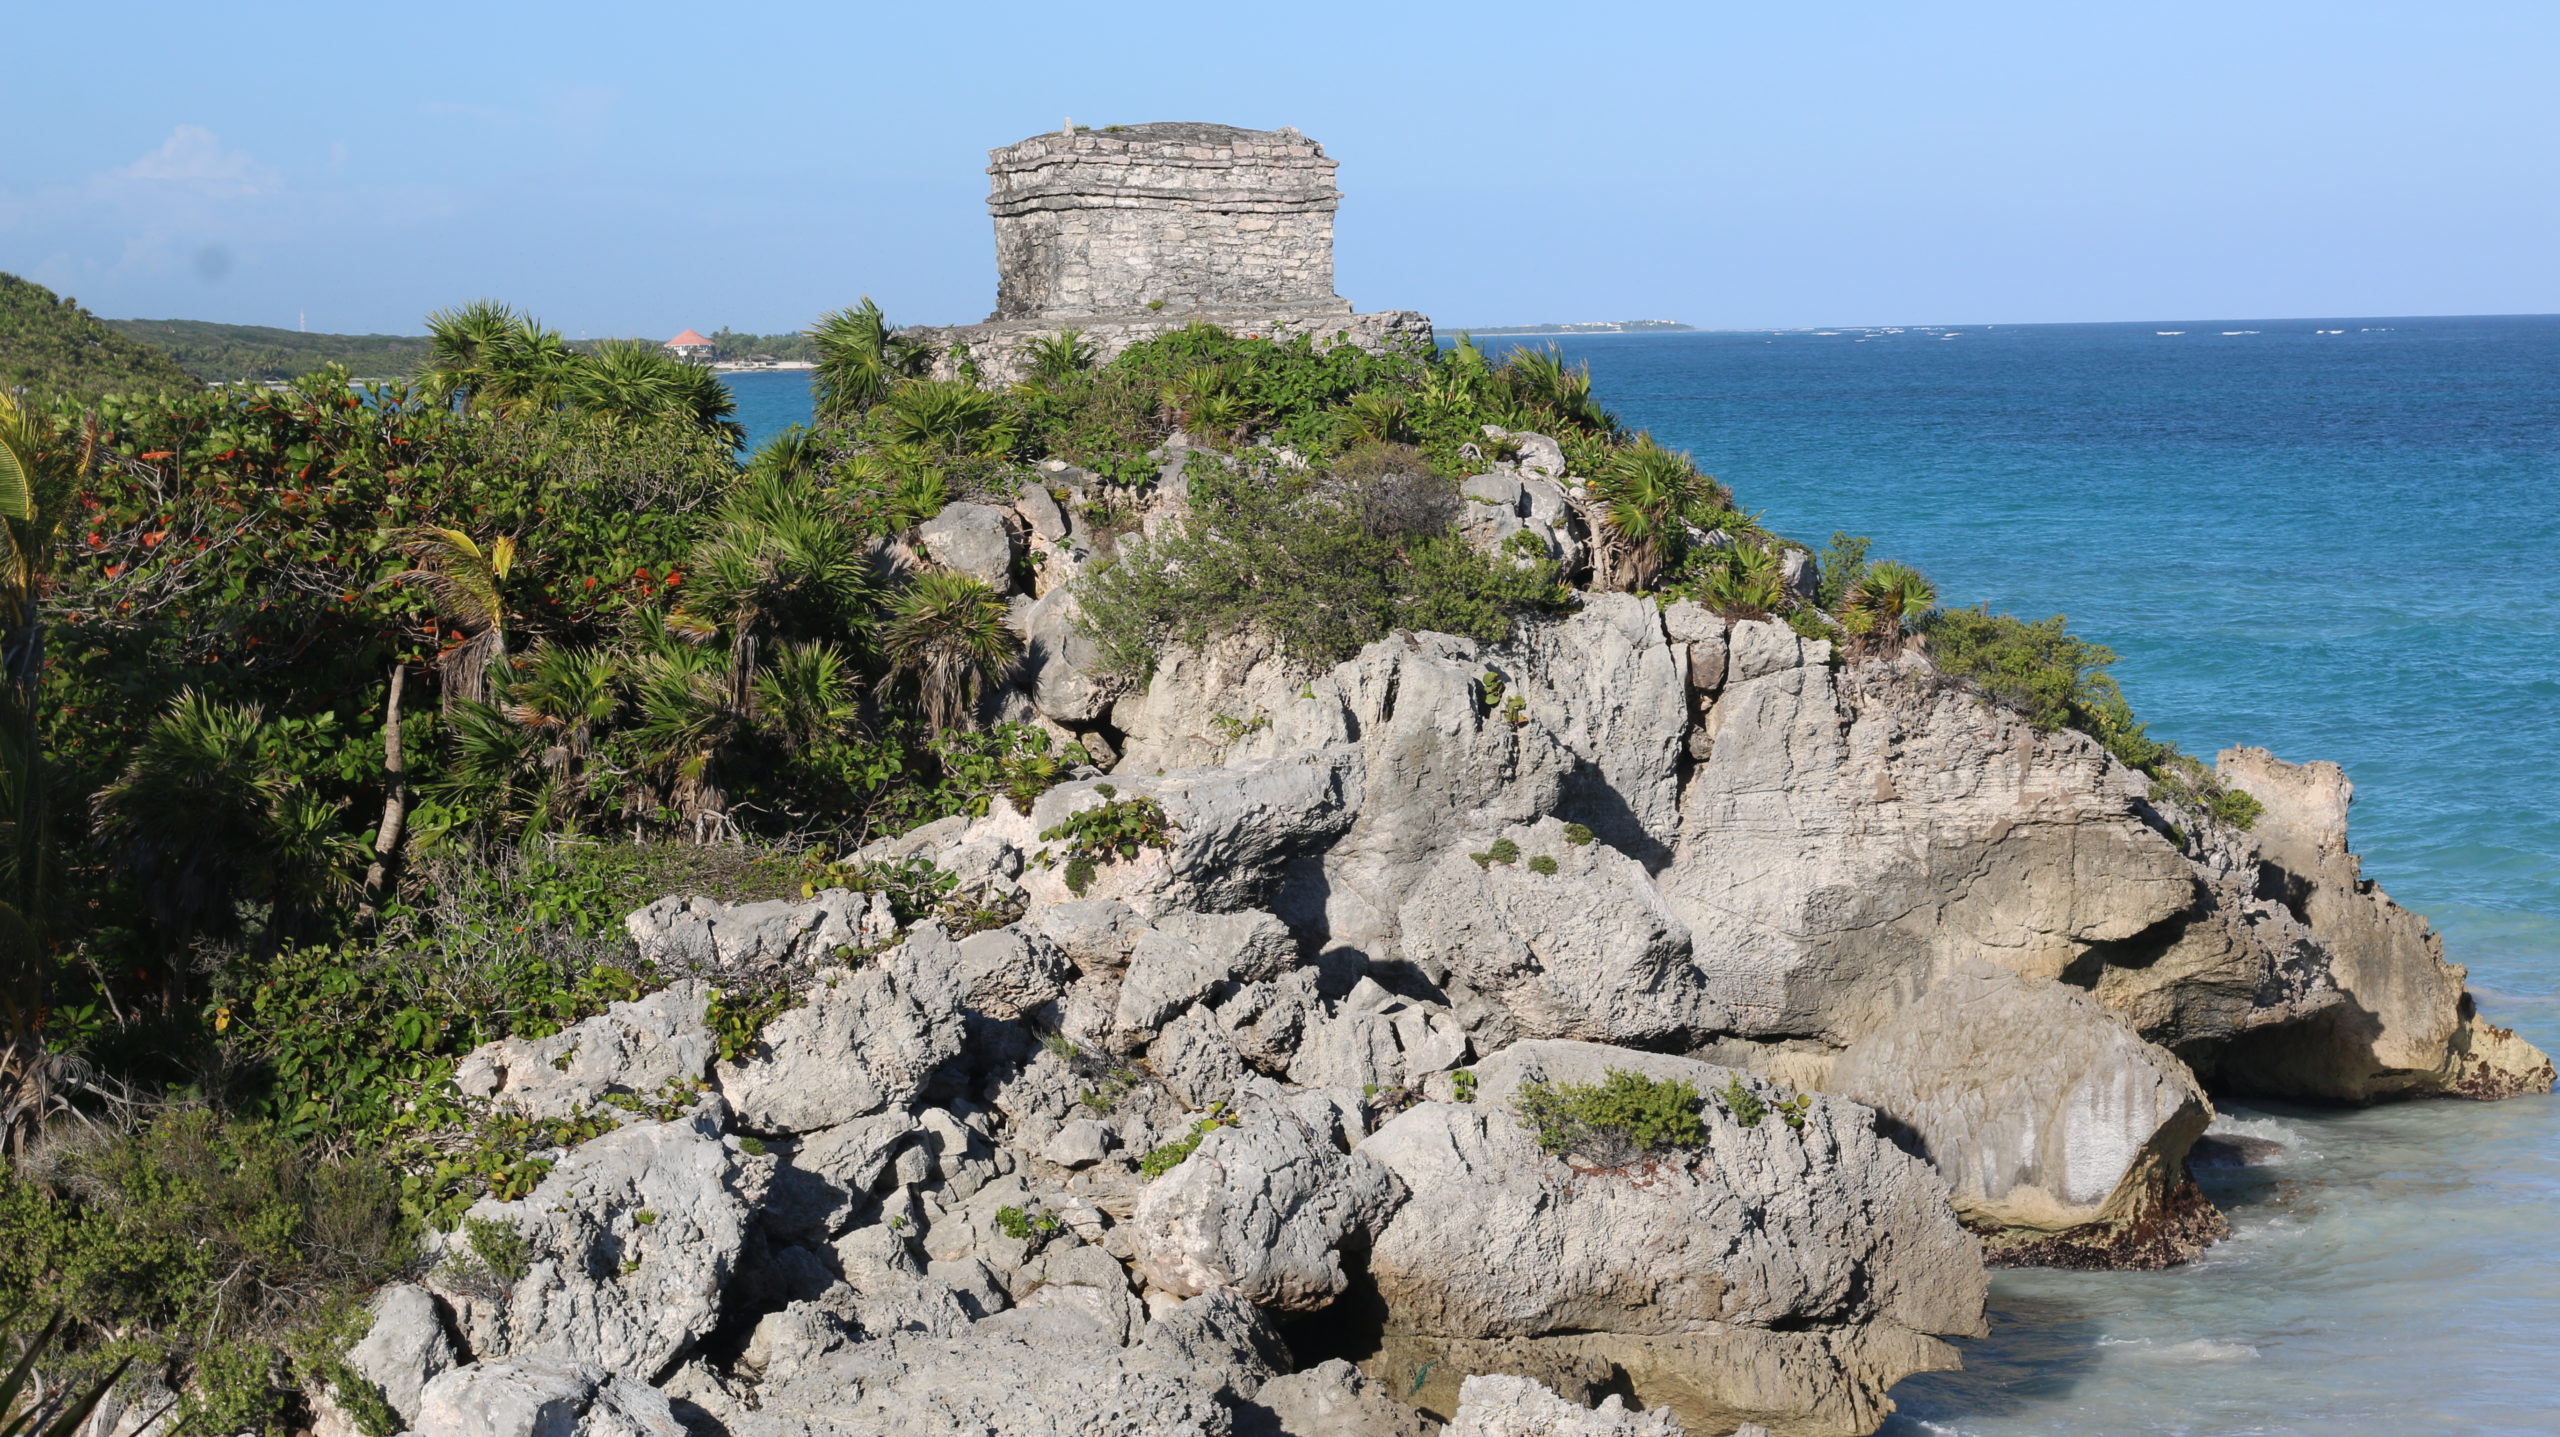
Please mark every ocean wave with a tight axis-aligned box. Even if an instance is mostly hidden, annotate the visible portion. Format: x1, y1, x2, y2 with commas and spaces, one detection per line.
2097, 1335, 2262, 1363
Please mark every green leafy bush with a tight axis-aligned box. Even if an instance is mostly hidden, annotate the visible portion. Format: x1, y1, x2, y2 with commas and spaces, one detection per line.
1137, 1109, 1236, 1178
1038, 791, 1173, 896
1511, 1070, 1705, 1167
1076, 455, 1564, 679
1527, 855, 1559, 876
1562, 822, 1594, 846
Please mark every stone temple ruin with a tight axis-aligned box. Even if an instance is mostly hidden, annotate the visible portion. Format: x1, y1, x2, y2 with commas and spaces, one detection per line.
906, 122, 1429, 382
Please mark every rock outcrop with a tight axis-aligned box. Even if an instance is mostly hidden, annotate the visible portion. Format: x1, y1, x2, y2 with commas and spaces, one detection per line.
1358, 1041, 1985, 1435
2205, 746, 2554, 1100
1829, 960, 2223, 1266
388, 495, 2543, 1437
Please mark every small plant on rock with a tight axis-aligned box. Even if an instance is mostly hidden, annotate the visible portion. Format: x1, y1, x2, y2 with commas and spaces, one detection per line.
1512, 1069, 1705, 1168
1527, 855, 1559, 876
1563, 822, 1594, 846
1038, 792, 1173, 896
1450, 1068, 1478, 1103
1716, 1075, 1768, 1128
1138, 1106, 1237, 1178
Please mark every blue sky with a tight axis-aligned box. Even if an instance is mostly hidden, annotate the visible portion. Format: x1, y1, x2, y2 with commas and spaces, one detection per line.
6, 1, 2554, 335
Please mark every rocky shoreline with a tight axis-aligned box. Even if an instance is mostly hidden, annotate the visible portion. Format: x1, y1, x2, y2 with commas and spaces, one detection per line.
287, 428, 2552, 1437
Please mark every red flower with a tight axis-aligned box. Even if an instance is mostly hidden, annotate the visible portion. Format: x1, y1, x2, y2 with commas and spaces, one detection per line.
139, 450, 174, 461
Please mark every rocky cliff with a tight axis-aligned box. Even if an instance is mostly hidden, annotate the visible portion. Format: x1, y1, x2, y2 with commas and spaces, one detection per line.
346, 433, 2548, 1437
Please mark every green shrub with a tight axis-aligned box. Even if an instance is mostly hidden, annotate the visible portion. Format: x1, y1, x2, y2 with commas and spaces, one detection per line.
1527, 855, 1559, 876
1511, 1069, 1705, 1167
1076, 456, 1564, 678
706, 985, 807, 1063
1562, 822, 1594, 846
1037, 793, 1173, 896
1715, 1075, 1768, 1127
1138, 1110, 1236, 1178
0, 1110, 416, 1425
1450, 1068, 1478, 1103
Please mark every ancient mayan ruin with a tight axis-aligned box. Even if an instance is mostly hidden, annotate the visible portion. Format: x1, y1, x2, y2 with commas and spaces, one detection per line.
906, 121, 1429, 382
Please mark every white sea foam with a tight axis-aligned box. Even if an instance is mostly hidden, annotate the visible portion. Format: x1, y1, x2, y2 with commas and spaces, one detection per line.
2096, 1335, 2261, 1363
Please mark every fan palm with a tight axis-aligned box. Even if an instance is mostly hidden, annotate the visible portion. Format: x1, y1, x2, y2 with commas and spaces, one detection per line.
92, 691, 361, 943
1840, 560, 1937, 656
1018, 328, 1096, 386
811, 298, 923, 421
751, 639, 863, 754
0, 396, 77, 1151
1589, 444, 1724, 592
882, 570, 1020, 732
1497, 345, 1611, 434
387, 526, 516, 710
419, 299, 521, 407
875, 379, 1017, 457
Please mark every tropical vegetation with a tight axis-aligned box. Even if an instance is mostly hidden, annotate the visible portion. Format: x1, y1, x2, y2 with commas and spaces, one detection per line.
0, 292, 2241, 1426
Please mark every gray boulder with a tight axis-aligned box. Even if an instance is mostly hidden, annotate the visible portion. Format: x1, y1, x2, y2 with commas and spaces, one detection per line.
1015, 583, 1114, 723
1115, 909, 1299, 1034
917, 501, 1017, 591
1358, 1041, 1983, 1435
1248, 1359, 1438, 1437
1400, 818, 1725, 1048
1830, 959, 2221, 1265
452, 982, 712, 1121
2210, 746, 2553, 1100
409, 1359, 682, 1437
623, 890, 889, 973
889, 921, 1077, 1023
1661, 641, 2195, 1045
342, 1283, 455, 1426
447, 1118, 748, 1381
714, 966, 961, 1134
1133, 1105, 1406, 1311
733, 1292, 1284, 1437
1447, 1375, 1683, 1437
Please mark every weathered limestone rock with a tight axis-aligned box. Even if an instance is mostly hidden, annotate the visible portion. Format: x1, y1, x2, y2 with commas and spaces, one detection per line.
1116, 909, 1299, 1033
1662, 643, 2199, 1046
1248, 1359, 1440, 1437
452, 981, 713, 1122
714, 966, 961, 1134
343, 1283, 456, 1427
917, 502, 1017, 591
1447, 1374, 1684, 1437
1358, 1041, 1985, 1435
1829, 959, 2223, 1266
450, 1119, 748, 1381
2208, 747, 2553, 1100
1400, 817, 1726, 1048
1014, 582, 1114, 723
1132, 1106, 1405, 1311
624, 890, 890, 973
733, 1291, 1285, 1437
410, 1359, 683, 1437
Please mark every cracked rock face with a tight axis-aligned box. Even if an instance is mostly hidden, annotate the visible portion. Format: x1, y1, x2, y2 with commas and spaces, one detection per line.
1132, 1105, 1405, 1311
1829, 959, 2222, 1264
1357, 1041, 1985, 1435
445, 1118, 750, 1382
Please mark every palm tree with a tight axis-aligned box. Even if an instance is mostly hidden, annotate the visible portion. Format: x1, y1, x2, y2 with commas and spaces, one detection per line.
1588, 444, 1725, 592
1017, 329, 1096, 387
882, 570, 1019, 732
1497, 345, 1612, 434
810, 298, 923, 422
1840, 560, 1937, 656
571, 340, 744, 441
874, 379, 1017, 457
91, 691, 362, 946
750, 639, 863, 755
388, 526, 515, 711
419, 299, 521, 408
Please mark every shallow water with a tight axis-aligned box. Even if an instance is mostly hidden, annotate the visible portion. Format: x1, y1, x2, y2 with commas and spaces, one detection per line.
723, 317, 2560, 1433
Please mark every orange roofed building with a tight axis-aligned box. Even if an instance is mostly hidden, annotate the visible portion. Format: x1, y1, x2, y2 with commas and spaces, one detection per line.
664, 329, 715, 362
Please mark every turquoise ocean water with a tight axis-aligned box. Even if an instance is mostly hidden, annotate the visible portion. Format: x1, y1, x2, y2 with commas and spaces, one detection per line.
718, 316, 2560, 1434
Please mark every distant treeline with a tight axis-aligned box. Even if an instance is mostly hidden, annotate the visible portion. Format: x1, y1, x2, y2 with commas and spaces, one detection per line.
1, 274, 200, 401
105, 318, 818, 384
105, 318, 435, 384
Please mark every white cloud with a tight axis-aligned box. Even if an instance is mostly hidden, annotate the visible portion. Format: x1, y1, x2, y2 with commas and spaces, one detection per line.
115, 125, 280, 198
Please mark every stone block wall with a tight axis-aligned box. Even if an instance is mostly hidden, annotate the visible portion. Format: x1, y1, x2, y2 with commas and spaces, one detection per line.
987, 122, 1350, 322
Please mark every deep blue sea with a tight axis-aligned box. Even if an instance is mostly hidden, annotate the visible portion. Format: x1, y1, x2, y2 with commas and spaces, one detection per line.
721, 315, 2560, 1435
